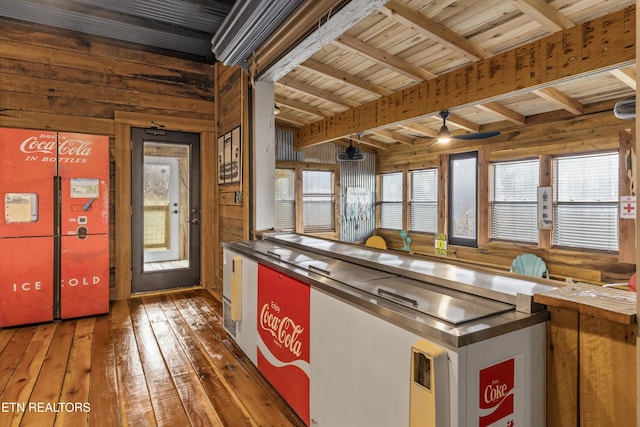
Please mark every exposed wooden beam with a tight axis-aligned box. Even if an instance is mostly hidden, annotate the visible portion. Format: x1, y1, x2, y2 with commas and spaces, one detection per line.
532, 87, 584, 115
296, 7, 635, 148
347, 135, 388, 150
510, 0, 575, 33
441, 113, 480, 133
379, 0, 491, 61
257, 0, 388, 81
275, 113, 308, 127
333, 34, 436, 81
370, 129, 414, 145
399, 122, 437, 138
476, 102, 526, 125
276, 76, 359, 108
275, 95, 328, 118
298, 59, 394, 97
610, 67, 637, 90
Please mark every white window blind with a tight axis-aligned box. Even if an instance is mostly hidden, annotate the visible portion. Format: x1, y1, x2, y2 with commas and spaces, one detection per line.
275, 169, 295, 230
303, 170, 334, 232
491, 159, 539, 243
553, 152, 619, 252
380, 172, 403, 230
410, 169, 438, 233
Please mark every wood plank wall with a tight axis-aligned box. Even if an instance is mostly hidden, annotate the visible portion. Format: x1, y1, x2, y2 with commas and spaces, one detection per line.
0, 18, 215, 298
376, 108, 635, 284
214, 63, 249, 293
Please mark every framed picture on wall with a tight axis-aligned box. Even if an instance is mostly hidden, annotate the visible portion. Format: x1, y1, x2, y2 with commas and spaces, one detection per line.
218, 126, 241, 184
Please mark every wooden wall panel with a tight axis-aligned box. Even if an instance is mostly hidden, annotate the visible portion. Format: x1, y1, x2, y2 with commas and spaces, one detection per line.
0, 18, 215, 299
214, 63, 249, 294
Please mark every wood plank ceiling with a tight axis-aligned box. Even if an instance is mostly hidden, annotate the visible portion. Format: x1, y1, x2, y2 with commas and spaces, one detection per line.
265, 0, 636, 151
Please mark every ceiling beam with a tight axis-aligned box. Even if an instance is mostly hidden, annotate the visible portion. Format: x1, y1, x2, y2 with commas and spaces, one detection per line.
476, 102, 527, 125
369, 129, 414, 145
257, 0, 388, 81
399, 122, 437, 138
298, 59, 394, 97
276, 76, 360, 108
333, 34, 436, 81
378, 0, 491, 61
275, 95, 328, 118
510, 0, 575, 33
532, 87, 584, 115
350, 135, 388, 150
610, 67, 637, 90
441, 113, 480, 133
295, 7, 635, 148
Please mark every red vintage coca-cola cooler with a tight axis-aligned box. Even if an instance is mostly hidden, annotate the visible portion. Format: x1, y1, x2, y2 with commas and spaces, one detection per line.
0, 128, 109, 327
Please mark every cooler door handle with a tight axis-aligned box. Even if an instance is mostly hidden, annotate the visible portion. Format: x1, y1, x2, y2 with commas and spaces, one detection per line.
377, 288, 419, 308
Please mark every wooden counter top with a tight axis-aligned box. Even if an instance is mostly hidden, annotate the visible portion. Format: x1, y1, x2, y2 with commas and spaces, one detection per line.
534, 282, 637, 325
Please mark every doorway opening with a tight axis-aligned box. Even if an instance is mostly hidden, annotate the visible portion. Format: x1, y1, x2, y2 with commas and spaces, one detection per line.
131, 128, 201, 293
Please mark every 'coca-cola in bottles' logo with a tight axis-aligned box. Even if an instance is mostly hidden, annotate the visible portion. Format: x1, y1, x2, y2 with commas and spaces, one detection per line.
259, 301, 304, 357
19, 136, 93, 156
479, 358, 515, 427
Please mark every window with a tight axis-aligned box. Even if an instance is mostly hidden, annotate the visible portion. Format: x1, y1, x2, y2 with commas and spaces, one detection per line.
380, 172, 403, 230
302, 170, 335, 232
275, 168, 295, 230
449, 152, 477, 247
553, 152, 619, 252
410, 169, 438, 233
490, 159, 539, 243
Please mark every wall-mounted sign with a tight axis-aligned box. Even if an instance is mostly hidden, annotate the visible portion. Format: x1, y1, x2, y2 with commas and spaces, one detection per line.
434, 233, 447, 256
537, 187, 553, 230
620, 195, 636, 219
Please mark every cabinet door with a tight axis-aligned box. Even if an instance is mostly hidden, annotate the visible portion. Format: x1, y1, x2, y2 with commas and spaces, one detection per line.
309, 288, 423, 427
257, 265, 310, 425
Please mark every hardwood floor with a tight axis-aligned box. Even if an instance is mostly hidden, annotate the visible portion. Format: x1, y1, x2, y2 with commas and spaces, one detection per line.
0, 290, 306, 427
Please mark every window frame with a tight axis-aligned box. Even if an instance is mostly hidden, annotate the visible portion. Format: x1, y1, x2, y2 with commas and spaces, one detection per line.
552, 150, 619, 253
409, 168, 438, 234
302, 169, 336, 233
378, 171, 404, 230
489, 158, 540, 244
448, 151, 478, 247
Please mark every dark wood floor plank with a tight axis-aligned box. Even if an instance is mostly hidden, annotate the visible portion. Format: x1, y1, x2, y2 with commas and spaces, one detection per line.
110, 300, 157, 426
148, 294, 254, 426
0, 326, 37, 394
54, 318, 95, 427
0, 328, 17, 354
140, 296, 225, 427
127, 298, 191, 427
89, 314, 121, 427
172, 291, 305, 427
0, 323, 57, 427
19, 321, 76, 427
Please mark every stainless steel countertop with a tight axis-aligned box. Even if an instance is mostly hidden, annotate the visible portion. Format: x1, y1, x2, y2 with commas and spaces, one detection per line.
224, 235, 553, 348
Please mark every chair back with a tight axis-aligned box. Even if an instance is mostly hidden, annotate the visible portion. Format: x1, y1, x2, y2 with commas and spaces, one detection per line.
365, 235, 387, 249
510, 253, 548, 279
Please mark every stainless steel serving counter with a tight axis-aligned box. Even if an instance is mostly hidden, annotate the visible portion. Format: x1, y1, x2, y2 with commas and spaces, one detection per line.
223, 234, 556, 348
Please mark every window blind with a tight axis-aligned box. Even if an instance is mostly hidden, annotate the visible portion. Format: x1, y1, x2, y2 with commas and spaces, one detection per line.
410, 169, 437, 233
553, 152, 618, 252
491, 159, 539, 243
380, 172, 403, 230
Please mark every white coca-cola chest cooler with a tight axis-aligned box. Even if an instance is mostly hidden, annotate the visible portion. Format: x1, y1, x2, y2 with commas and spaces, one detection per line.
223, 234, 551, 427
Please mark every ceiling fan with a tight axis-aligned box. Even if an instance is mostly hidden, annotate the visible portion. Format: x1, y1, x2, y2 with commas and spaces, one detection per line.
613, 96, 635, 119
435, 110, 501, 143
337, 134, 365, 162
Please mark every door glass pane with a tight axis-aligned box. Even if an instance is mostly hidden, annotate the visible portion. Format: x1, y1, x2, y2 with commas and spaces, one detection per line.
449, 152, 477, 246
143, 142, 190, 271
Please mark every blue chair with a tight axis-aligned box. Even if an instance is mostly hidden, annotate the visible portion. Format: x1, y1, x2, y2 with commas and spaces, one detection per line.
510, 254, 549, 279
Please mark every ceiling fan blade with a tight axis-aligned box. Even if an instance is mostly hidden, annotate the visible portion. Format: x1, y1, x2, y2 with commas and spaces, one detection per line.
452, 130, 501, 140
